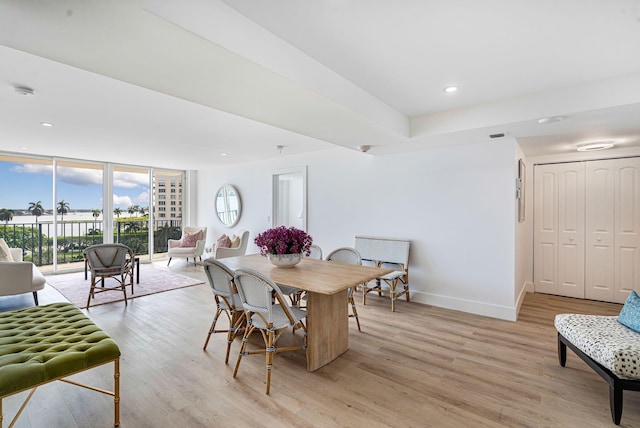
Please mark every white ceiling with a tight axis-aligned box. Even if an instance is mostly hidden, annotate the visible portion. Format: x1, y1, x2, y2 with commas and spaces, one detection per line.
1, 0, 640, 169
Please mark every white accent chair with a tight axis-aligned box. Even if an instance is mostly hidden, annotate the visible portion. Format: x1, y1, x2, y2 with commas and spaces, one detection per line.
211, 230, 249, 259
167, 226, 207, 266
0, 248, 46, 305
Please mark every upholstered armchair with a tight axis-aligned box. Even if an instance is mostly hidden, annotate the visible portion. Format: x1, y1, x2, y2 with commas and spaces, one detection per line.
167, 226, 207, 266
0, 248, 46, 305
212, 230, 249, 259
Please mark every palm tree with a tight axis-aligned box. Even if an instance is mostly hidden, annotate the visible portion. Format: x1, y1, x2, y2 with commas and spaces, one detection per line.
125, 221, 141, 234
113, 207, 122, 218
0, 208, 14, 225
28, 201, 44, 224
127, 205, 136, 217
92, 209, 101, 220
57, 200, 70, 222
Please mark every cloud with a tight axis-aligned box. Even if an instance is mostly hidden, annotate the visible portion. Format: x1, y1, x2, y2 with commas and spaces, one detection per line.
113, 194, 132, 208
12, 164, 148, 189
54, 166, 102, 185
134, 191, 149, 205
11, 163, 53, 175
114, 171, 148, 189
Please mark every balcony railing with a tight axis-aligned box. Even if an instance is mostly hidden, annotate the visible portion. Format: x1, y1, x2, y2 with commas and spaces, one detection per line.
0, 219, 182, 267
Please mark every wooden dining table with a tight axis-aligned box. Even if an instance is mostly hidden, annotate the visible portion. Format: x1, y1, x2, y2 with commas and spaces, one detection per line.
218, 253, 392, 371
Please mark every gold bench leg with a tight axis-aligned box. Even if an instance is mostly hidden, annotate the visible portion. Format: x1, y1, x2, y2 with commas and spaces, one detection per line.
114, 358, 120, 427
3, 387, 38, 428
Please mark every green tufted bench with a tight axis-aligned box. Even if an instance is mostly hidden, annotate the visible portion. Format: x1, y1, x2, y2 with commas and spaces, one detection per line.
0, 302, 121, 427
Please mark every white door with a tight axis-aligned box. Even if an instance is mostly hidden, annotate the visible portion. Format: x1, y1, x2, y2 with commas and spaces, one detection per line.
534, 164, 559, 294
613, 157, 640, 303
534, 163, 585, 297
585, 160, 616, 301
557, 163, 585, 298
535, 158, 640, 303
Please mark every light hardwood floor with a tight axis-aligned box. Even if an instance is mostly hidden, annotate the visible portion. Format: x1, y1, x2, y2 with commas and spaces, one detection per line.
1, 262, 639, 427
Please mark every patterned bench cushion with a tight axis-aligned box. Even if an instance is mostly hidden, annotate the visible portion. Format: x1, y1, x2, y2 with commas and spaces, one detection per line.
0, 302, 121, 397
555, 313, 640, 380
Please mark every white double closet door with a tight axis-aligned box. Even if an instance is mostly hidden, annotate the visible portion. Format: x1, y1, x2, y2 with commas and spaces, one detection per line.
534, 158, 640, 303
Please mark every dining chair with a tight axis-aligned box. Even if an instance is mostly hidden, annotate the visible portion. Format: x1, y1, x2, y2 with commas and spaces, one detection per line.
326, 247, 363, 331
202, 259, 246, 364
282, 244, 324, 307
232, 268, 308, 394
307, 244, 323, 260
83, 243, 134, 308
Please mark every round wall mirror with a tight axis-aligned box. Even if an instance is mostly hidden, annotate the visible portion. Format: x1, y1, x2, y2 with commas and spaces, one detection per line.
215, 184, 241, 227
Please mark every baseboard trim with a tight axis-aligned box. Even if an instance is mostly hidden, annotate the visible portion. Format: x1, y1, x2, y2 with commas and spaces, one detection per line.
515, 282, 533, 319
409, 291, 518, 321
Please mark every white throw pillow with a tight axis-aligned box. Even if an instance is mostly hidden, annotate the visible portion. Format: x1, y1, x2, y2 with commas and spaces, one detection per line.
0, 238, 14, 262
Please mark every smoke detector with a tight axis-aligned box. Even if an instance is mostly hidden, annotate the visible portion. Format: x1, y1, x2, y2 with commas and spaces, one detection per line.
14, 86, 35, 96
357, 145, 371, 153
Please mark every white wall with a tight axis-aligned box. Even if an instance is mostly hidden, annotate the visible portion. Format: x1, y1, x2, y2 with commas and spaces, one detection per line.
197, 138, 520, 320
514, 144, 534, 315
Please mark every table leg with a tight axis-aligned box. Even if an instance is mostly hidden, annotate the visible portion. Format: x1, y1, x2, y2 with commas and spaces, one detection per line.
305, 289, 349, 371
136, 257, 140, 284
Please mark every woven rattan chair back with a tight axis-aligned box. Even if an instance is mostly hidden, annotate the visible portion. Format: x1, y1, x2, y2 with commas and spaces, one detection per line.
326, 247, 363, 330
232, 268, 308, 394
83, 244, 134, 308
202, 259, 246, 363
326, 247, 362, 265
306, 245, 323, 260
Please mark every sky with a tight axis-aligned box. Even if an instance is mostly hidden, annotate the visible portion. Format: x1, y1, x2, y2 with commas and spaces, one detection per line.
0, 160, 150, 213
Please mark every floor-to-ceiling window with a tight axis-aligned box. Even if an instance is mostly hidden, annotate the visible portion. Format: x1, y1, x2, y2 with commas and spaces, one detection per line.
54, 160, 104, 269
113, 165, 151, 259
152, 170, 184, 255
0, 155, 53, 268
0, 153, 185, 271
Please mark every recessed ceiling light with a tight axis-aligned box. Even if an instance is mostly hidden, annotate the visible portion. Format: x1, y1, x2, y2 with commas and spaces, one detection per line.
537, 116, 565, 124
40, 122, 54, 127
576, 141, 615, 152
443, 85, 459, 93
220, 153, 228, 156
20, 146, 29, 151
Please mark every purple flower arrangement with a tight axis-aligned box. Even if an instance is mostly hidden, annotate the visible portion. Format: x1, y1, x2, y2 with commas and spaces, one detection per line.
254, 226, 313, 256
